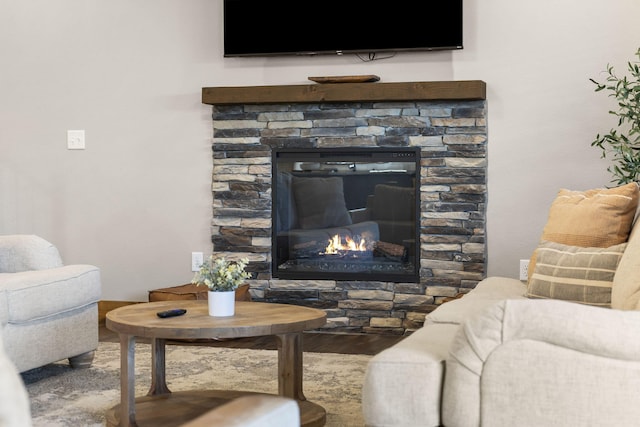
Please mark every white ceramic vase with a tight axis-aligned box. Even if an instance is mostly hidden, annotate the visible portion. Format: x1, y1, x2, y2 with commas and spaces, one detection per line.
208, 290, 235, 317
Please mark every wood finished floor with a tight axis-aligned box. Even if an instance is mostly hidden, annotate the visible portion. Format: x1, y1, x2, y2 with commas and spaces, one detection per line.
99, 322, 404, 356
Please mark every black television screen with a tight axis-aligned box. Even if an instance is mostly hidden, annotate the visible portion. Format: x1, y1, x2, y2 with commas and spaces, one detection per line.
223, 0, 463, 57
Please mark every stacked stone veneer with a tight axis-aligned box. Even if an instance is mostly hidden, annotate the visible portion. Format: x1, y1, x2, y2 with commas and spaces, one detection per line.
210, 99, 487, 335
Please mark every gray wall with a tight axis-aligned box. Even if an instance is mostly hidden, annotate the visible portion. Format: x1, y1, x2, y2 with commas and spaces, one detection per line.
1, 0, 638, 301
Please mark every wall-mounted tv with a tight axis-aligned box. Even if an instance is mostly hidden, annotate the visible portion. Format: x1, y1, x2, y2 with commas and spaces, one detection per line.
223, 0, 463, 57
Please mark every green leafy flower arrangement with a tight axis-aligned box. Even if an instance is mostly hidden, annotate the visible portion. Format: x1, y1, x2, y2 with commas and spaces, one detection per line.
191, 256, 251, 292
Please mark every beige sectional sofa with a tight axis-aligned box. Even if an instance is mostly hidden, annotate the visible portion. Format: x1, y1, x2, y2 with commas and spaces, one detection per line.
363, 182, 640, 426
363, 275, 640, 426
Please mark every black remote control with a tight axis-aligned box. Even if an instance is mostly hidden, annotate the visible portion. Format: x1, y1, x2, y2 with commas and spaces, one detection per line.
156, 308, 187, 318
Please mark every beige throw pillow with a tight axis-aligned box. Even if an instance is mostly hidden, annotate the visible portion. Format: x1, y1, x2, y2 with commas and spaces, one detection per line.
541, 182, 639, 247
526, 241, 627, 307
528, 182, 639, 279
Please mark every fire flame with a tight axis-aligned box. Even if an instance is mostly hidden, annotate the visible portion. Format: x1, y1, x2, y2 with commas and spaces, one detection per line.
324, 234, 367, 254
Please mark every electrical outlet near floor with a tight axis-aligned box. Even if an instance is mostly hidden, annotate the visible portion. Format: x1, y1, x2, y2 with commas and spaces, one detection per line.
519, 259, 530, 281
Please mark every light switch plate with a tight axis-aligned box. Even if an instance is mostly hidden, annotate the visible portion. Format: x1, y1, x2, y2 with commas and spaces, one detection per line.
67, 130, 85, 150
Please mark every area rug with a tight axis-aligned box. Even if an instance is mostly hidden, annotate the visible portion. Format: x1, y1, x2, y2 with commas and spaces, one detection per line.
21, 342, 371, 427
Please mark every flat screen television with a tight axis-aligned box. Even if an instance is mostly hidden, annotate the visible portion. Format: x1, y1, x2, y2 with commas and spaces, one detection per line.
223, 0, 463, 57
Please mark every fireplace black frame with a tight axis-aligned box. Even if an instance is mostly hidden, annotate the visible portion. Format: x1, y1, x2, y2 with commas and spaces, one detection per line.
271, 147, 421, 283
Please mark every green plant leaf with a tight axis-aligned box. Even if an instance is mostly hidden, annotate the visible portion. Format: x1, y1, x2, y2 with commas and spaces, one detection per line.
591, 47, 640, 184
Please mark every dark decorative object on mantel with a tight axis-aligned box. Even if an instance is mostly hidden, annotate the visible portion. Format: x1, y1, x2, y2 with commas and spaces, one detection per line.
308, 75, 381, 84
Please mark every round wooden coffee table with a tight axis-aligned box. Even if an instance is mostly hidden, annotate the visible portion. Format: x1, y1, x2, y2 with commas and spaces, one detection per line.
105, 300, 327, 427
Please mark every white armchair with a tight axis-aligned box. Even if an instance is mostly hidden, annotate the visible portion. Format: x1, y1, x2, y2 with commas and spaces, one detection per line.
0, 235, 101, 372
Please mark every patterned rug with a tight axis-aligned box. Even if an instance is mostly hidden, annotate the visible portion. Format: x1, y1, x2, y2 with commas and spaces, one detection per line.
21, 342, 371, 427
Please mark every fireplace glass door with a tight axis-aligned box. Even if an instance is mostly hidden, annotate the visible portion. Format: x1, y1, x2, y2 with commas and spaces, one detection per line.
272, 148, 420, 282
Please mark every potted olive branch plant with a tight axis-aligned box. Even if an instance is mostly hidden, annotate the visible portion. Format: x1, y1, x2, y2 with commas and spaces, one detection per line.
590, 47, 640, 185
191, 256, 251, 316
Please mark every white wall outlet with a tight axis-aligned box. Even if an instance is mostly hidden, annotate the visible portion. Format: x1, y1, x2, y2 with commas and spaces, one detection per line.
67, 130, 85, 150
191, 252, 204, 272
519, 259, 530, 281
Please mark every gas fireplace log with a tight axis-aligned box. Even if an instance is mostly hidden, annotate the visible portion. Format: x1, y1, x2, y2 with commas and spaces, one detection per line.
374, 241, 408, 261
293, 240, 320, 250
292, 240, 326, 258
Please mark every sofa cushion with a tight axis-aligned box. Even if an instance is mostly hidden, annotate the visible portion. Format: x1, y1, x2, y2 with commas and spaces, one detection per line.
526, 241, 625, 307
292, 176, 352, 229
528, 183, 639, 278
0, 265, 101, 325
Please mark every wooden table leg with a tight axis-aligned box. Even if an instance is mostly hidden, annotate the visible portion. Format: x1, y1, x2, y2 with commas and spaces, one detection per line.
148, 338, 171, 395
120, 334, 137, 427
275, 332, 305, 401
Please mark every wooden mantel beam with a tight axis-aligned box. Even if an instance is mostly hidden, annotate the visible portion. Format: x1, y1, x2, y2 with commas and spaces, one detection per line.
202, 80, 486, 105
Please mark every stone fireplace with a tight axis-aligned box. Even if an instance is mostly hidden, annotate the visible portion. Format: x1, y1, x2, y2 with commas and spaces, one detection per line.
202, 80, 487, 334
